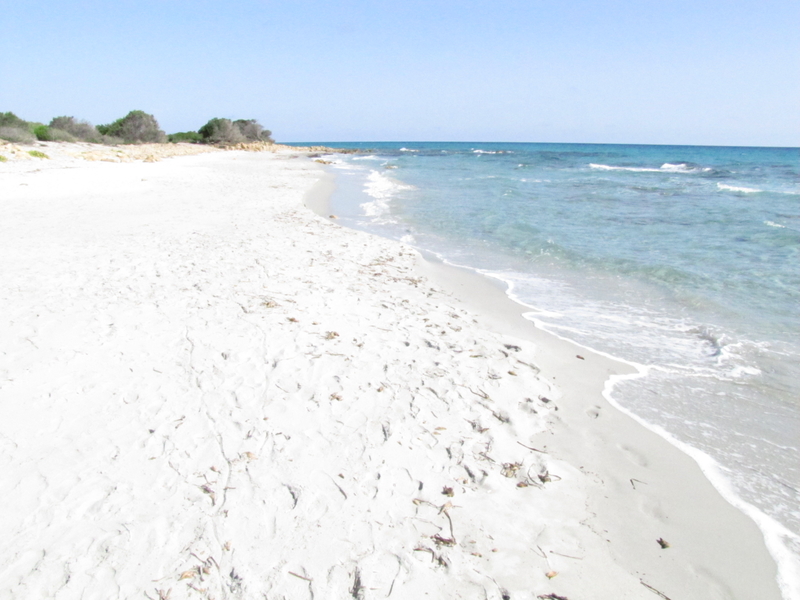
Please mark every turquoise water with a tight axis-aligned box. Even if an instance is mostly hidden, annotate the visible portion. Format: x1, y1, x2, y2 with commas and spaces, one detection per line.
300, 142, 800, 592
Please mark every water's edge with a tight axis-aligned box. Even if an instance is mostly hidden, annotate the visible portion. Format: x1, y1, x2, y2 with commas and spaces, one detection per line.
441, 254, 799, 598
304, 161, 795, 598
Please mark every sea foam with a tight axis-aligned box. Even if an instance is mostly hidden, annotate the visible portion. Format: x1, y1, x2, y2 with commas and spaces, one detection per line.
718, 183, 762, 193
590, 162, 710, 173
359, 170, 412, 221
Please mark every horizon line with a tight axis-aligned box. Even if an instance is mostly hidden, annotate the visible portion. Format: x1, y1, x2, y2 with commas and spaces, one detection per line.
281, 140, 800, 150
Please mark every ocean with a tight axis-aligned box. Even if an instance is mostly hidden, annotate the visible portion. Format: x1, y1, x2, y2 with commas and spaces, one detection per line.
298, 141, 799, 592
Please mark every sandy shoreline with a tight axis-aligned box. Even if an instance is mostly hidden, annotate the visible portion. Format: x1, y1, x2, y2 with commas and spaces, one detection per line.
0, 146, 784, 598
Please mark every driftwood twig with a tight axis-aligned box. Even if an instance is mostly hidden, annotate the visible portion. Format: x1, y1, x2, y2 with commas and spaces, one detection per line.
517, 441, 548, 453
640, 580, 673, 599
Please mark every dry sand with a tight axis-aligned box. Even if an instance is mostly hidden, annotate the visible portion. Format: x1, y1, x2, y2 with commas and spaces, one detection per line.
0, 146, 784, 599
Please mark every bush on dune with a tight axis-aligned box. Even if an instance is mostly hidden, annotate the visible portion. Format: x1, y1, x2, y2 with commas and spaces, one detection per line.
0, 111, 29, 130
0, 125, 35, 143
50, 128, 80, 142
32, 125, 55, 141
0, 112, 35, 143
98, 110, 167, 144
0, 111, 104, 144
1, 110, 277, 146
233, 119, 274, 143
199, 117, 274, 145
198, 118, 246, 144
33, 125, 78, 142
49, 116, 101, 142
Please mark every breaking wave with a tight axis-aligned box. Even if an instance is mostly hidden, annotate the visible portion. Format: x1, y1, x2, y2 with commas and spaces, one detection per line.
590, 162, 712, 173
718, 183, 763, 193
359, 170, 413, 221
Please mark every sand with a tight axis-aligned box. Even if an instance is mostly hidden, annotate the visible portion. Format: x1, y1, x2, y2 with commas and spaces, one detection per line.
0, 146, 785, 599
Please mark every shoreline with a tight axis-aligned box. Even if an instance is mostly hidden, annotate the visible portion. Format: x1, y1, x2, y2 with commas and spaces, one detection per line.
0, 148, 785, 599
416, 254, 786, 598
428, 255, 800, 599
314, 163, 790, 599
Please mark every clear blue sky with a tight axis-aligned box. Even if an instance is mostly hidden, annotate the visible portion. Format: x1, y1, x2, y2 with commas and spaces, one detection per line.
1, 0, 798, 146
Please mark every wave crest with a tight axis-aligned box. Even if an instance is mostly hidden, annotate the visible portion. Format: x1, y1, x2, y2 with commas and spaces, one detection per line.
590, 162, 711, 174
717, 183, 762, 193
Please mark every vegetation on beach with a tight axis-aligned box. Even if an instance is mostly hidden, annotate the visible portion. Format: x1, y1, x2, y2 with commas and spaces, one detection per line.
0, 155, 7, 162
198, 118, 274, 144
28, 150, 49, 159
1, 111, 110, 144
0, 109, 275, 147
0, 111, 36, 143
96, 110, 166, 144
47, 116, 103, 143
167, 131, 203, 144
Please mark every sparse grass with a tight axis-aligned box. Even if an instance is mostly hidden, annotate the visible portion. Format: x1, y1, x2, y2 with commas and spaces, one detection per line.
28, 150, 49, 159
0, 155, 7, 162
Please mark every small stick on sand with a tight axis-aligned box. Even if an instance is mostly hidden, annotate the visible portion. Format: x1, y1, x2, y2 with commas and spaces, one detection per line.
289, 571, 313, 582
441, 507, 456, 543
550, 551, 583, 560
464, 386, 490, 400
640, 580, 674, 599
517, 441, 548, 454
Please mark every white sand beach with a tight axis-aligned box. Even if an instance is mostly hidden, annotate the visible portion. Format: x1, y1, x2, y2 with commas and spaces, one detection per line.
0, 144, 784, 599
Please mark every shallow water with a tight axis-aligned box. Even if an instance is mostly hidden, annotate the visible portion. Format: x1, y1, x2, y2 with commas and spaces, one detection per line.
300, 141, 800, 593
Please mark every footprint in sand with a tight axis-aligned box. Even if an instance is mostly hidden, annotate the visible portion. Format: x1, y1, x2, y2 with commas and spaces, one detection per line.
618, 444, 649, 467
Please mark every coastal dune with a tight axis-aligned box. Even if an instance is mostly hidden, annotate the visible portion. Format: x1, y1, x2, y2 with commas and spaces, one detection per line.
0, 148, 782, 599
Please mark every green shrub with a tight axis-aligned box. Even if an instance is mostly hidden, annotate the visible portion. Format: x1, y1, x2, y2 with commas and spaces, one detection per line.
34, 125, 53, 141
0, 155, 7, 162
28, 150, 48, 159
97, 110, 167, 143
0, 126, 35, 143
168, 131, 202, 143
